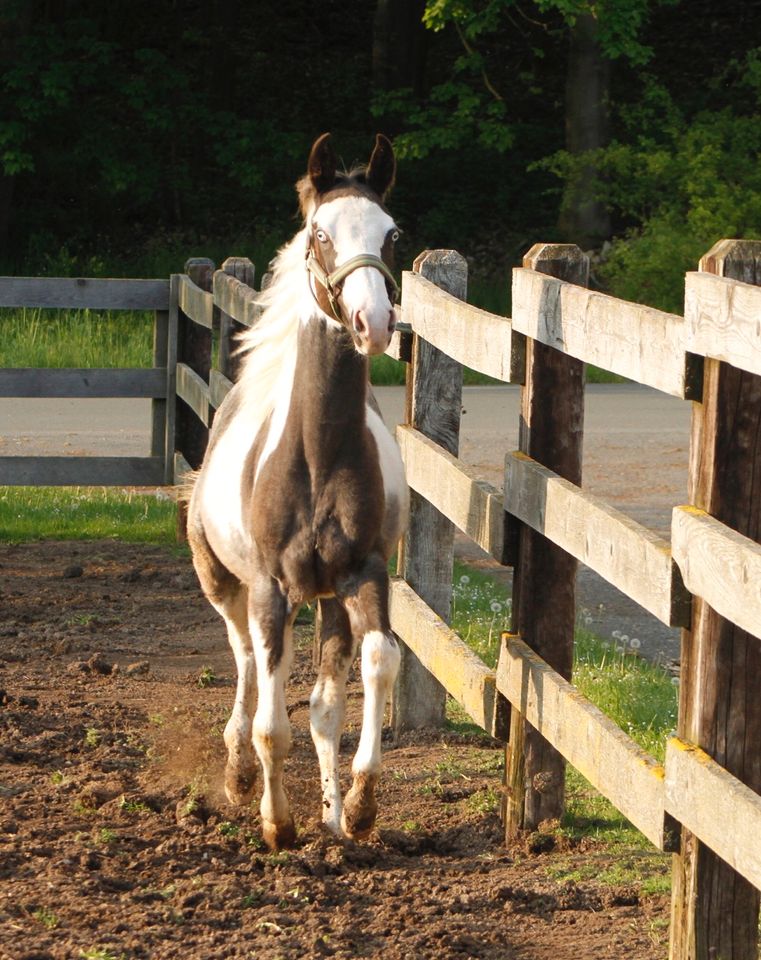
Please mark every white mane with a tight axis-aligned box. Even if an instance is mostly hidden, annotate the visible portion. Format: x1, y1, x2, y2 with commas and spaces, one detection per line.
234, 226, 313, 426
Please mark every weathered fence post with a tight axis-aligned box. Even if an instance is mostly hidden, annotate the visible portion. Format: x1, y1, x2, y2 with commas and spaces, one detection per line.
504, 243, 588, 838
218, 256, 255, 383
176, 257, 214, 537
392, 249, 468, 733
669, 239, 761, 960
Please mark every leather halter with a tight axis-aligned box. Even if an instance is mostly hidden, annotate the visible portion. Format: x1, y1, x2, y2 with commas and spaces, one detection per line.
305, 231, 399, 326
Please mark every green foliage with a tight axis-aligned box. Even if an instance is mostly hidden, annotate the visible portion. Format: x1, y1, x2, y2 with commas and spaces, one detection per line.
539, 59, 761, 310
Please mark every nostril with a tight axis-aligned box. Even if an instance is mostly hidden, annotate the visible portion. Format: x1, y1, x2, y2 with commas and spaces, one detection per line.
353, 310, 367, 336
388, 309, 397, 334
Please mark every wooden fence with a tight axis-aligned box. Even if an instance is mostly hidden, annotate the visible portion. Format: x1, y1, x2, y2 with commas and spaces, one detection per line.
2, 238, 761, 959
0, 276, 172, 485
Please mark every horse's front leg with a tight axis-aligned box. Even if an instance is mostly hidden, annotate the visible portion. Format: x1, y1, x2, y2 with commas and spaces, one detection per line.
310, 598, 355, 835
337, 556, 400, 840
249, 574, 297, 850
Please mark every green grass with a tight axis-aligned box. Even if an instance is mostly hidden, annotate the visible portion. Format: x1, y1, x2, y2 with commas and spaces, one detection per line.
0, 308, 154, 368
0, 487, 177, 543
449, 558, 677, 883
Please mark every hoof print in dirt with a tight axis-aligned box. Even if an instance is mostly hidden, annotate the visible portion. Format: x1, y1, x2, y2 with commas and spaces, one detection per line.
78, 780, 124, 810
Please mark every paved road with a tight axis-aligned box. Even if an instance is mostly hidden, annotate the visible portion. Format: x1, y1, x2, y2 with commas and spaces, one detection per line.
0, 384, 691, 664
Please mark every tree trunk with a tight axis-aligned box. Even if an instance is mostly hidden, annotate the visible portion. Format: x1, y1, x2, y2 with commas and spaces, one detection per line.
559, 13, 611, 248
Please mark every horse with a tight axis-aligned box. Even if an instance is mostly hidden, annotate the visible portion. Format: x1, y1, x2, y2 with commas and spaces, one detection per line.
186, 132, 409, 850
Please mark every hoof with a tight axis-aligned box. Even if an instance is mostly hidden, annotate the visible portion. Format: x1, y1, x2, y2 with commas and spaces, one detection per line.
262, 816, 297, 850
224, 754, 257, 806
341, 773, 378, 840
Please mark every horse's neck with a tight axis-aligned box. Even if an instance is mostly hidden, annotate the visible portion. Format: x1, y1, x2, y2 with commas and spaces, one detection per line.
288, 317, 368, 463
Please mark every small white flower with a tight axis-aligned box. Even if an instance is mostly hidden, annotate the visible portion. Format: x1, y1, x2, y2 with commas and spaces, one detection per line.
490, 601, 503, 613
459, 575, 471, 586
630, 638, 641, 650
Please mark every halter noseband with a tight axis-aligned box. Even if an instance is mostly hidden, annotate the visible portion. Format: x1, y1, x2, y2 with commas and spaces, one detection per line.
305, 233, 399, 326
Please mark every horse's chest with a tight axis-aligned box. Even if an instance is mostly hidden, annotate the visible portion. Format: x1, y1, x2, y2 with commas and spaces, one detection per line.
252, 444, 383, 597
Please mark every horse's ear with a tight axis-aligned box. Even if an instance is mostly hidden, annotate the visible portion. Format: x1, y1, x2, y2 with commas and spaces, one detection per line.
308, 132, 337, 195
365, 134, 396, 199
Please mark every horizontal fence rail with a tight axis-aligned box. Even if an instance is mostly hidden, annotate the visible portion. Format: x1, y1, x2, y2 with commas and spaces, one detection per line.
0, 367, 167, 399
0, 276, 169, 310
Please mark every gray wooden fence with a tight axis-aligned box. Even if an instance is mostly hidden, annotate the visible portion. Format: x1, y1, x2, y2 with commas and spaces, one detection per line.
3, 238, 761, 959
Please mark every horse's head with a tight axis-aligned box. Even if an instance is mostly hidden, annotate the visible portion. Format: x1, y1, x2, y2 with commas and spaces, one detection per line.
301, 133, 399, 356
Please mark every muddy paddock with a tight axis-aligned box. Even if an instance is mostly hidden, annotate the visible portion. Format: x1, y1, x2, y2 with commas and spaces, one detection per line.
0, 541, 669, 959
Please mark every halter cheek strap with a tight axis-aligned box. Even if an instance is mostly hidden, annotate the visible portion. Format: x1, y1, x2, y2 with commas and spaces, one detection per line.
306, 244, 399, 326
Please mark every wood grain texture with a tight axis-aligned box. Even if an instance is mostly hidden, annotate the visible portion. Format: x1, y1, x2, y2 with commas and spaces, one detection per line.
0, 276, 170, 310
209, 369, 233, 410
665, 738, 761, 892
685, 270, 761, 376
511, 266, 698, 398
402, 271, 525, 382
506, 243, 587, 837
389, 578, 497, 736
672, 505, 761, 640
0, 456, 164, 486
176, 362, 211, 427
178, 273, 215, 330
393, 249, 467, 734
671, 239, 761, 960
212, 269, 262, 329
218, 257, 255, 381
497, 635, 676, 851
0, 367, 167, 399
176, 260, 213, 470
506, 452, 691, 627
397, 425, 507, 564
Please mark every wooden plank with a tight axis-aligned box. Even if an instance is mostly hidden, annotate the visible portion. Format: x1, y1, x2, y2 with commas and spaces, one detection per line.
176, 260, 213, 471
0, 367, 167, 399
505, 244, 587, 838
390, 578, 497, 736
665, 738, 761, 892
178, 273, 214, 330
164, 275, 179, 486
384, 318, 413, 364
497, 635, 676, 851
672, 506, 761, 640
0, 456, 164, 486
397, 425, 507, 564
0, 277, 169, 310
685, 270, 761, 377
511, 266, 699, 398
393, 250, 467, 734
213, 269, 263, 328
176, 362, 211, 427
209, 369, 233, 410
402, 271, 524, 382
506, 451, 691, 628
670, 239, 761, 960
173, 451, 193, 484
218, 258, 255, 381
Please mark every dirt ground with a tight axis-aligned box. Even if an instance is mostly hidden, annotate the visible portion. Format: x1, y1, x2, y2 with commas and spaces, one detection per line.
1, 540, 670, 960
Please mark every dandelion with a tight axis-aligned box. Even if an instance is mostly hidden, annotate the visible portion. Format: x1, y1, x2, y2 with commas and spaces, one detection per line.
490, 601, 503, 614
621, 634, 629, 643
630, 638, 641, 650
612, 629, 622, 639
615, 646, 625, 654
671, 676, 680, 686
459, 575, 470, 586
584, 615, 592, 625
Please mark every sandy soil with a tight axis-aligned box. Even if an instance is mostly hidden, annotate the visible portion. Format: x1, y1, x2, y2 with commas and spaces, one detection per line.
0, 540, 670, 959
